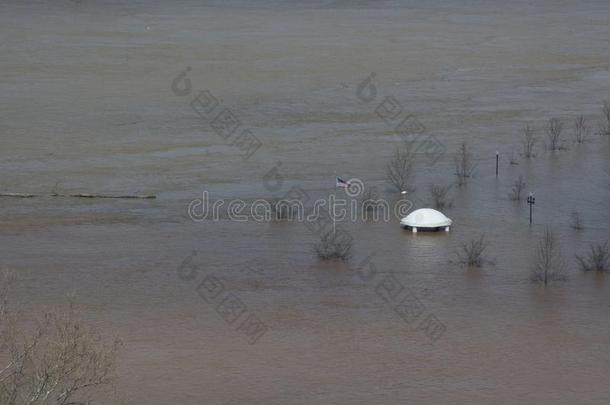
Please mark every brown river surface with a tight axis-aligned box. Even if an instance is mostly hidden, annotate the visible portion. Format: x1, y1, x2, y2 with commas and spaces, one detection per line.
1, 1, 610, 403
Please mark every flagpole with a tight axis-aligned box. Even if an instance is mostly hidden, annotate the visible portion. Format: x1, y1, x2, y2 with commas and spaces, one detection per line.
333, 170, 336, 238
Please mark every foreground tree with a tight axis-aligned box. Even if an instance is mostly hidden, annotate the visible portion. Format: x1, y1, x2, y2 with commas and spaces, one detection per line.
530, 228, 567, 286
0, 271, 121, 405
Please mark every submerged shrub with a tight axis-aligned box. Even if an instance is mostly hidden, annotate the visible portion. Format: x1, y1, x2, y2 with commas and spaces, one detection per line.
456, 235, 488, 267
576, 242, 610, 273
508, 175, 526, 201
570, 211, 584, 230
429, 184, 453, 209
313, 230, 353, 261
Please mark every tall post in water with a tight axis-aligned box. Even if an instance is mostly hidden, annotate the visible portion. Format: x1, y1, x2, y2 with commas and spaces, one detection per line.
495, 151, 499, 177
527, 192, 535, 225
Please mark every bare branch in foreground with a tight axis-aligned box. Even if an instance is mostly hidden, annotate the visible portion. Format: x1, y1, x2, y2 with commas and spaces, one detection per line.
0, 273, 121, 405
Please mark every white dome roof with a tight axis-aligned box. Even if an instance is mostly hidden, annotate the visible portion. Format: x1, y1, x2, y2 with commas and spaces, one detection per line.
400, 208, 452, 227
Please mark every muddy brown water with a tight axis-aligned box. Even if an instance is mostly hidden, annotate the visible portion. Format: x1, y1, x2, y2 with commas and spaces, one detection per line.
1, 1, 610, 403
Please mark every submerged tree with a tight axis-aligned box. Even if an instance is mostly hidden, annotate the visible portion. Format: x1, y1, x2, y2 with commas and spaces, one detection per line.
454, 142, 475, 186
573, 115, 590, 144
386, 144, 415, 192
521, 125, 537, 158
570, 210, 584, 230
599, 100, 610, 136
530, 228, 567, 286
545, 118, 564, 150
508, 175, 526, 201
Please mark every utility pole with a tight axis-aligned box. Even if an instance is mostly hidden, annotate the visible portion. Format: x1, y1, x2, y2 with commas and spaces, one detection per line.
527, 192, 535, 225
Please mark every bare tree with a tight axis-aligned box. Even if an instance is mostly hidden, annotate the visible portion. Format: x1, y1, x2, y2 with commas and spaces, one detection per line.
573, 115, 590, 143
0, 271, 121, 405
456, 235, 488, 267
312, 230, 352, 261
454, 142, 475, 186
508, 175, 526, 201
521, 125, 537, 158
576, 241, 610, 272
530, 227, 567, 286
386, 144, 415, 192
546, 118, 564, 150
570, 210, 584, 230
429, 184, 452, 209
599, 100, 610, 136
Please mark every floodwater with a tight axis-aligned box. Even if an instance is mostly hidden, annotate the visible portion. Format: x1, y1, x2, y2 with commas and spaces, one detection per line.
1, 1, 610, 403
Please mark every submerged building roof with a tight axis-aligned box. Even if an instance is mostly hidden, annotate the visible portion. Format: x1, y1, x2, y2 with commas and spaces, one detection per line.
400, 208, 452, 228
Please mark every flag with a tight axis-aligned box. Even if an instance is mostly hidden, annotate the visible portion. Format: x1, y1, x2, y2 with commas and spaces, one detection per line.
336, 177, 350, 188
